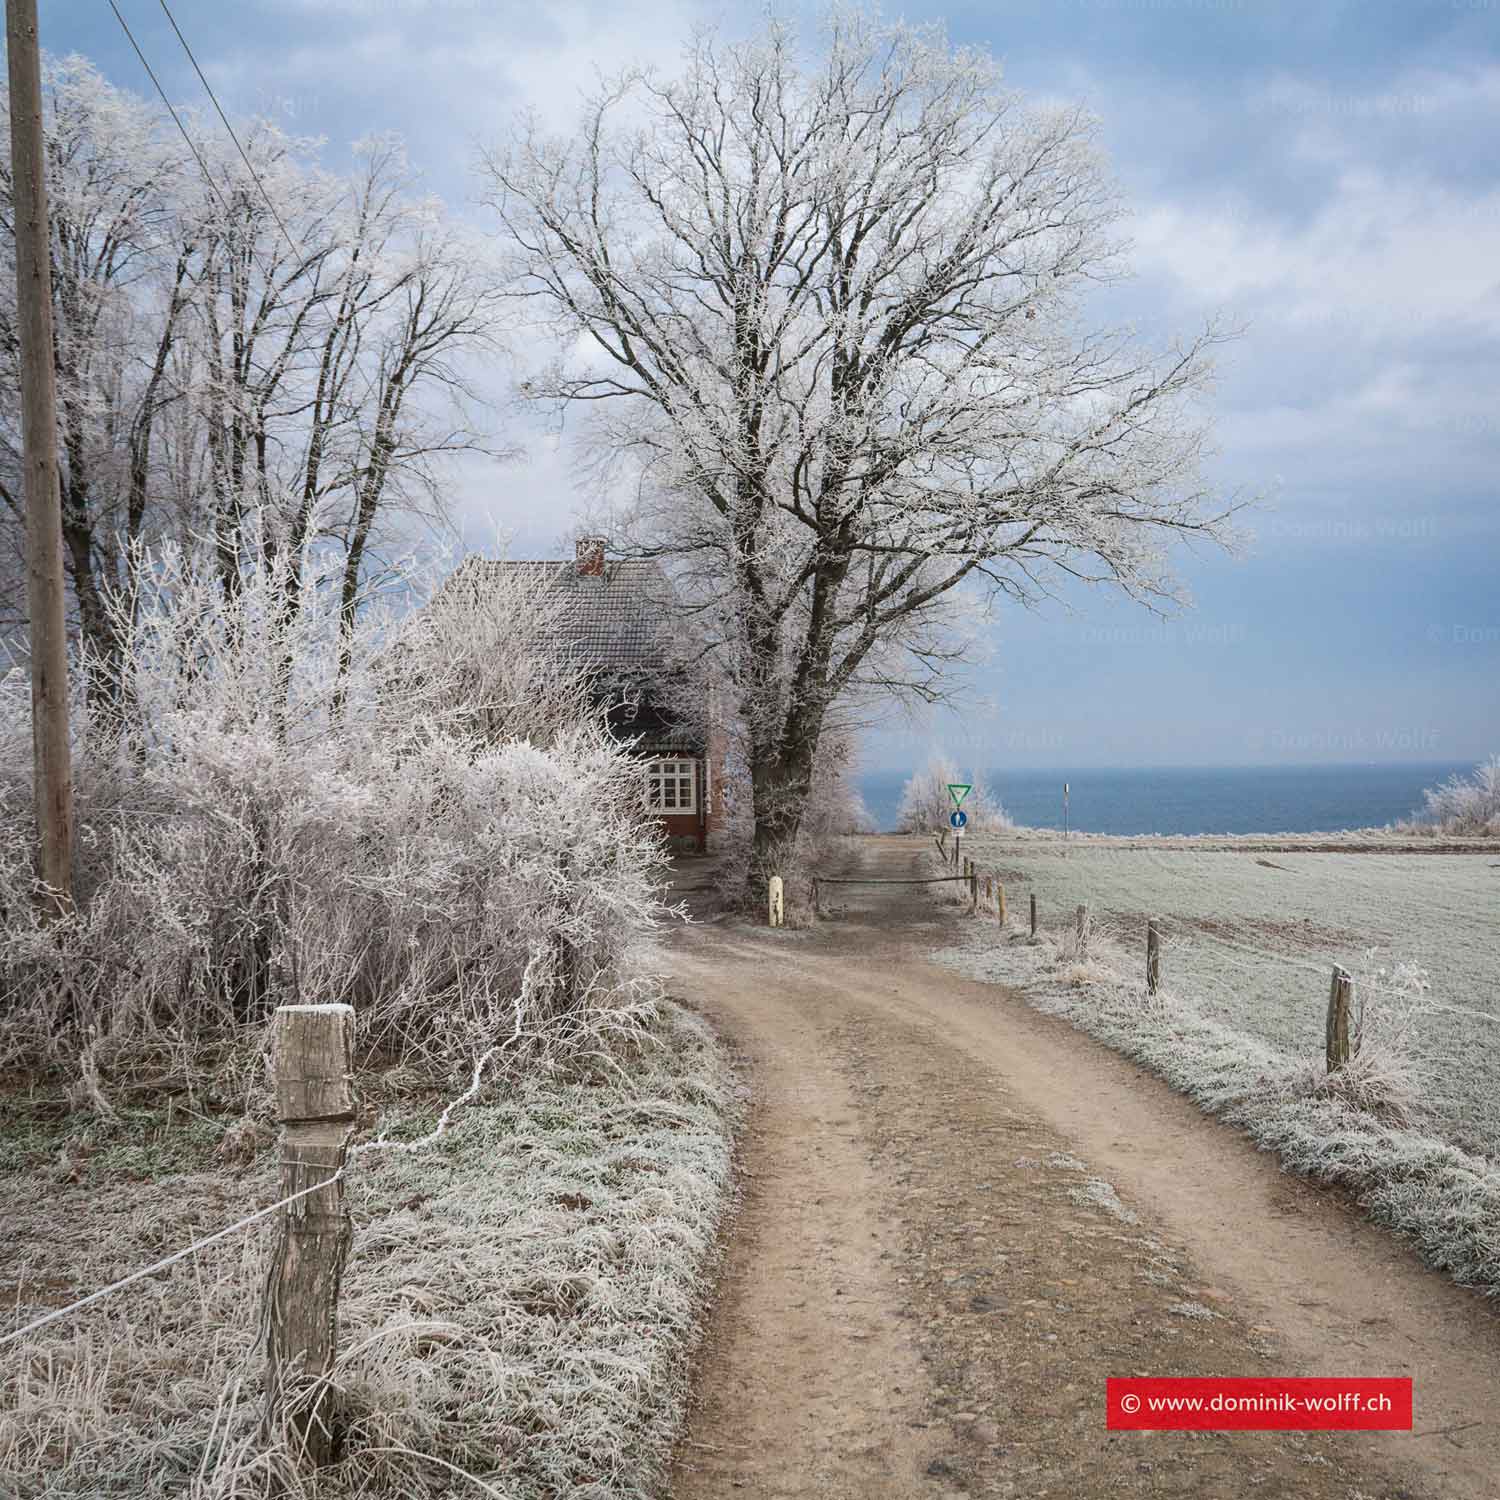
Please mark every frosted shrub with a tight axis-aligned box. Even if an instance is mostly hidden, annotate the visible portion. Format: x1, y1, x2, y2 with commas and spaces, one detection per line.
1300, 954, 1431, 1124
0, 534, 671, 1087
896, 750, 1011, 835
1416, 754, 1500, 836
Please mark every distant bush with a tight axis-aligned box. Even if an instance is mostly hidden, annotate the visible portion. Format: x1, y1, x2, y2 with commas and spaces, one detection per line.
0, 529, 671, 1094
895, 750, 1011, 834
1414, 754, 1500, 836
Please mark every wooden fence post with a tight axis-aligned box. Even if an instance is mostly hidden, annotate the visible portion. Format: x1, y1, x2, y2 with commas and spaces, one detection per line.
812, 878, 822, 918
1146, 919, 1161, 994
1326, 966, 1353, 1073
264, 1003, 356, 1468
768, 875, 784, 928
984, 875, 992, 904
1075, 903, 1090, 951
997, 882, 1006, 926
1029, 892, 1037, 938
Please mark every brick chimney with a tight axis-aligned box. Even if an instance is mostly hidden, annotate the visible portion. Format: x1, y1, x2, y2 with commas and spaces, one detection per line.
575, 536, 606, 578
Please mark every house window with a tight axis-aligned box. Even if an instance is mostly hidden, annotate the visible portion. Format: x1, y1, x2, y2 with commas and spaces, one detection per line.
645, 758, 697, 815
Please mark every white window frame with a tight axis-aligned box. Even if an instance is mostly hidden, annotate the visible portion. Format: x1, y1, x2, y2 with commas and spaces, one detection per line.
644, 757, 698, 816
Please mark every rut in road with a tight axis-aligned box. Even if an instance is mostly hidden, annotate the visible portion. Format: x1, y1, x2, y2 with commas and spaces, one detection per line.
665, 839, 1499, 1500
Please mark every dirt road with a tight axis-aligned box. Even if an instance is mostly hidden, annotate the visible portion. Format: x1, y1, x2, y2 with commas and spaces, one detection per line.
664, 839, 1500, 1500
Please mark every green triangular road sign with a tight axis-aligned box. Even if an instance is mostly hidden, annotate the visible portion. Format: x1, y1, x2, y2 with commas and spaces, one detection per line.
947, 782, 972, 809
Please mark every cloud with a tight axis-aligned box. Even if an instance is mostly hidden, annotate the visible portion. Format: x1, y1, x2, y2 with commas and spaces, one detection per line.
1131, 166, 1500, 344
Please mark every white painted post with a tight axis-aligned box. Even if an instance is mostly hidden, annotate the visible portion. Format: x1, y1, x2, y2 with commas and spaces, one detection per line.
768, 875, 784, 928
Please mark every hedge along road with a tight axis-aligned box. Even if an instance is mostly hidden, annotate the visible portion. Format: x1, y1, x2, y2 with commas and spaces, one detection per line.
664, 837, 1500, 1500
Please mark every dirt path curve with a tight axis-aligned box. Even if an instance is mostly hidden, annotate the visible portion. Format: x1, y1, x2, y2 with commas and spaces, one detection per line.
665, 839, 1500, 1500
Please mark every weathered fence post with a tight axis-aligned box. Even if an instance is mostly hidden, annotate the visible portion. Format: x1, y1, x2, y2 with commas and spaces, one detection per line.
1075, 903, 1090, 951
264, 1003, 356, 1468
969, 865, 978, 911
768, 875, 784, 928
812, 878, 822, 918
1326, 966, 1353, 1073
997, 882, 1007, 926
1029, 892, 1037, 938
1146, 919, 1161, 994
984, 875, 992, 904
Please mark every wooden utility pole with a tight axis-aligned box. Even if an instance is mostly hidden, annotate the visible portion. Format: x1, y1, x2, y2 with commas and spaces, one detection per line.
6, 0, 73, 918
264, 1004, 356, 1468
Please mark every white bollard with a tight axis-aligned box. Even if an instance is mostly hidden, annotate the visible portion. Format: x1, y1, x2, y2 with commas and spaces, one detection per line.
768, 875, 784, 928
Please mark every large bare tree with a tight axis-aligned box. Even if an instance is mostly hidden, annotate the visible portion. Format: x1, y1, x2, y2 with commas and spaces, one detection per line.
482, 6, 1245, 879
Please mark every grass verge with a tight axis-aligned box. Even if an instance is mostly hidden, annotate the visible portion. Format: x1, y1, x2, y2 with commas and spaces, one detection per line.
0, 1001, 741, 1498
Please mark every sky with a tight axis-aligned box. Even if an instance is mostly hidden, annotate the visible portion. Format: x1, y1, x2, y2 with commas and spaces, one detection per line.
41, 0, 1500, 772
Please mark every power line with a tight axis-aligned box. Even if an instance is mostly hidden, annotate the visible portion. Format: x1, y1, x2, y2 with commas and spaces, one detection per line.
153, 0, 303, 261
103, 0, 231, 223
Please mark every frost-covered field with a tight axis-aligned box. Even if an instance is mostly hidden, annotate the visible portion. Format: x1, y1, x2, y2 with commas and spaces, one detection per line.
963, 835, 1500, 1157
936, 832, 1500, 1295
0, 1003, 740, 1500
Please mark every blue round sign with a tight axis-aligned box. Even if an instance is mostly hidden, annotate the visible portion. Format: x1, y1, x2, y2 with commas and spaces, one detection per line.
949, 809, 968, 829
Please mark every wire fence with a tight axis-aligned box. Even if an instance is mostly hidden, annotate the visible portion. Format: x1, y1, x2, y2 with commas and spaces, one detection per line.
0, 1015, 518, 1352
930, 834, 1500, 1128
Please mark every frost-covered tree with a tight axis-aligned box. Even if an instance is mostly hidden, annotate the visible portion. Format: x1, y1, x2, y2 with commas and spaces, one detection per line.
482, 5, 1244, 885
0, 58, 505, 708
896, 750, 1009, 834
1417, 755, 1500, 836
0, 58, 191, 676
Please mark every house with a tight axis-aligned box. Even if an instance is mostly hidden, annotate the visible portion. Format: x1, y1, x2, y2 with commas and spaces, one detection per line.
444, 539, 722, 853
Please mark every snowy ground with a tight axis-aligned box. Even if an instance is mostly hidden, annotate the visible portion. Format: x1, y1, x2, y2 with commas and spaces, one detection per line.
937, 832, 1500, 1295
0, 1002, 741, 1499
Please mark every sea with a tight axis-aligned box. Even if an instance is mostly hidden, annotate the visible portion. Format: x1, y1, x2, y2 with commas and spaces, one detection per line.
857, 761, 1477, 837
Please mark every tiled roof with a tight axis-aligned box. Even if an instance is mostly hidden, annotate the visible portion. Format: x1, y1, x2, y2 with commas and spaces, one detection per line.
447, 557, 678, 679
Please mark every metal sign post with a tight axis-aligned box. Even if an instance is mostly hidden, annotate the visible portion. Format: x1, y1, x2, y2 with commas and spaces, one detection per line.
949, 808, 967, 869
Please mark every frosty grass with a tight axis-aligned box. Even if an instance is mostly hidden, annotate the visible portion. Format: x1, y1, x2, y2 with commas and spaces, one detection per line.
0, 1002, 741, 1499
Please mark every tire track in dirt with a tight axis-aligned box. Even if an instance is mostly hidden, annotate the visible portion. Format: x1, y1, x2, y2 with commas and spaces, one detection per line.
664, 948, 959, 1499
